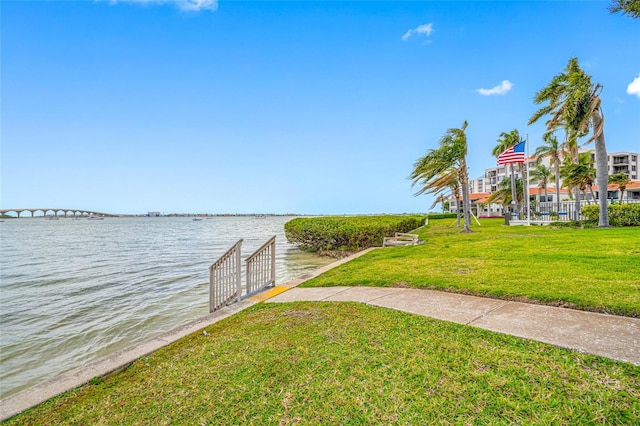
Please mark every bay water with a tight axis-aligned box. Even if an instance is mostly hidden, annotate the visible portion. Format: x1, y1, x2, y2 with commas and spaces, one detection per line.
0, 216, 331, 398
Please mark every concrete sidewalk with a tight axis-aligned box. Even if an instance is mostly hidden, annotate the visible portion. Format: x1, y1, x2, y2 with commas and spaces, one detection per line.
266, 286, 640, 366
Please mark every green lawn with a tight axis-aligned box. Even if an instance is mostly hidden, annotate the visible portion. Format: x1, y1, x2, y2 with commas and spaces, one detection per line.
6, 303, 639, 425
302, 218, 640, 317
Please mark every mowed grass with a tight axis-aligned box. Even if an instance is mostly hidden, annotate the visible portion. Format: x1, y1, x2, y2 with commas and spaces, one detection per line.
5, 303, 639, 425
302, 219, 640, 317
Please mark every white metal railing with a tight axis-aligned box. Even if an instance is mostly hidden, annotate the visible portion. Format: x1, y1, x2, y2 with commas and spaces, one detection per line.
246, 236, 276, 295
209, 239, 242, 312
209, 236, 277, 312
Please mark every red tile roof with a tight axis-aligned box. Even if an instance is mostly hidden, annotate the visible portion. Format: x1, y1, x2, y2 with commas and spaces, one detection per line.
528, 187, 569, 195
592, 180, 640, 191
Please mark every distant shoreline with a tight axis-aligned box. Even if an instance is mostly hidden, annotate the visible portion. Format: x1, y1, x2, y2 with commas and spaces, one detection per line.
0, 213, 309, 219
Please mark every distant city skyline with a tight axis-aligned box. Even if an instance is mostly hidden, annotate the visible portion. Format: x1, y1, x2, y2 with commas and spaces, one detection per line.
2, 1, 639, 214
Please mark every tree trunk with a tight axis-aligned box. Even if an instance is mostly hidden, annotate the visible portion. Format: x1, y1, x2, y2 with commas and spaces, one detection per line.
574, 187, 581, 220
593, 110, 610, 227
459, 159, 472, 233
554, 159, 561, 214
454, 187, 461, 227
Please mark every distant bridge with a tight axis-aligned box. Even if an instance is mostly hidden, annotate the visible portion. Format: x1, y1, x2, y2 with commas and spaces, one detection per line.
0, 208, 117, 218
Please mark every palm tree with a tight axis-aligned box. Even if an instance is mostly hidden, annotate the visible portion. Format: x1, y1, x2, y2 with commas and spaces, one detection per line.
493, 129, 523, 213
609, 0, 640, 18
609, 173, 631, 201
486, 177, 524, 212
411, 121, 472, 232
491, 129, 521, 158
529, 164, 551, 202
560, 153, 597, 204
412, 167, 461, 227
529, 57, 610, 227
534, 132, 564, 212
431, 193, 449, 214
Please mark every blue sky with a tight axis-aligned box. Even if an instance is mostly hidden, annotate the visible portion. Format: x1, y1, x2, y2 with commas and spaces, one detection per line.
2, 1, 639, 215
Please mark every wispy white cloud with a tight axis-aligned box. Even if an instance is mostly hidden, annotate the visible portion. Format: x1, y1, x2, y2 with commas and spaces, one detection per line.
627, 74, 640, 98
402, 23, 434, 41
105, 0, 218, 12
476, 80, 513, 96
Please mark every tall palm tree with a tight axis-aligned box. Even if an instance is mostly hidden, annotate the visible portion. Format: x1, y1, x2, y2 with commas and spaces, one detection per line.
529, 57, 610, 227
609, 173, 631, 201
493, 129, 523, 212
529, 164, 551, 202
534, 132, 564, 212
411, 121, 472, 232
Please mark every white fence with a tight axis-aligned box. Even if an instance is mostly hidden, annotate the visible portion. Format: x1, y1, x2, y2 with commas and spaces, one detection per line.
507, 199, 640, 223
209, 236, 276, 312
209, 239, 243, 312
246, 236, 276, 295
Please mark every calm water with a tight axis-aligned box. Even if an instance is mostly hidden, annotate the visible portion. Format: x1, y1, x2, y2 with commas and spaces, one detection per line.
0, 216, 332, 398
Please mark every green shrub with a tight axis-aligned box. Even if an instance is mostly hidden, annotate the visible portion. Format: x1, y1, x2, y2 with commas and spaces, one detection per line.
427, 213, 458, 219
284, 215, 426, 252
581, 203, 640, 226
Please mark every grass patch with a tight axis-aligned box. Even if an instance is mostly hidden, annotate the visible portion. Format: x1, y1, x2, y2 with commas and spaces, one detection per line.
5, 303, 639, 425
302, 218, 640, 317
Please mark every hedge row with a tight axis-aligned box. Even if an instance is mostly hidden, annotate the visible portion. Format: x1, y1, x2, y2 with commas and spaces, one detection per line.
581, 203, 640, 226
284, 215, 427, 252
426, 213, 458, 219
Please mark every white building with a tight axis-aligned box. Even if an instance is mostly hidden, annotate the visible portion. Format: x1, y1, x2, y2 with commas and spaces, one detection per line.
606, 152, 638, 180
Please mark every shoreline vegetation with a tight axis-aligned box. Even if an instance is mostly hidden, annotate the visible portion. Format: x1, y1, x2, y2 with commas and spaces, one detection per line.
284, 215, 427, 257
4, 215, 639, 423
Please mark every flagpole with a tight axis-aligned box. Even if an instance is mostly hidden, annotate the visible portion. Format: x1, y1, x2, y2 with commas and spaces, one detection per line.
526, 134, 531, 226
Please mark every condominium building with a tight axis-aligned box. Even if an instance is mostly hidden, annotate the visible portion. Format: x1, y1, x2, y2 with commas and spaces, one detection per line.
607, 152, 638, 180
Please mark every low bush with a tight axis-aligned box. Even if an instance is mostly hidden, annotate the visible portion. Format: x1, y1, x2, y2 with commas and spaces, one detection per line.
284, 215, 426, 252
581, 203, 640, 226
426, 213, 458, 219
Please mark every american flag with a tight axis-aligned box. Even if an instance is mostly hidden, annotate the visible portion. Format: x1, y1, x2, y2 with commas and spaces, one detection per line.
497, 140, 526, 165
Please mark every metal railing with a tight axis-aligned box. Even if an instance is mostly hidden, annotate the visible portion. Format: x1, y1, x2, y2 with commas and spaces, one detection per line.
209, 239, 242, 312
246, 236, 276, 295
507, 199, 640, 223
209, 236, 276, 312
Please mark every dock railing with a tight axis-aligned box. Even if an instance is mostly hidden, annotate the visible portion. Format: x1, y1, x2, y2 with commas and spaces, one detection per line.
246, 236, 276, 295
209, 239, 243, 312
209, 236, 276, 312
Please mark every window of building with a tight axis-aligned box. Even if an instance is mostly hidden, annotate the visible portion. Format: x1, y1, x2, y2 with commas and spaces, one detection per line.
633, 155, 637, 161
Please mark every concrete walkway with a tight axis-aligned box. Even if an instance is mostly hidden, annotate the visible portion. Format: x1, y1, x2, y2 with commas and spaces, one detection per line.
2, 246, 638, 421
266, 286, 640, 366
